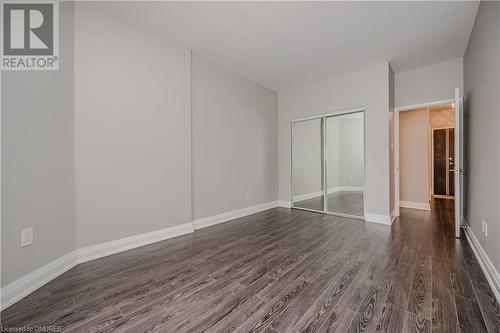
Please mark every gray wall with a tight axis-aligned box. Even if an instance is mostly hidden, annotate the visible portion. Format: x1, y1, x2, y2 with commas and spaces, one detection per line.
1, 3, 75, 286
75, 4, 192, 247
395, 58, 464, 107
191, 56, 278, 218
2, 2, 279, 270
280, 63, 390, 218
463, 1, 500, 272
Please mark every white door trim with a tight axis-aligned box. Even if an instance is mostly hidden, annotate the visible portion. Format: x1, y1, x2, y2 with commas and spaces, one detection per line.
394, 99, 454, 112
454, 89, 464, 238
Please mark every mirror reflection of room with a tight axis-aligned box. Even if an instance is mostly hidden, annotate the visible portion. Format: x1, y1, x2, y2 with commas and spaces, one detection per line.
291, 111, 365, 218
325, 112, 364, 217
292, 118, 324, 212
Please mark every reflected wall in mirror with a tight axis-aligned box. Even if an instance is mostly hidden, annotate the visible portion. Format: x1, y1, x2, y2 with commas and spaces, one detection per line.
292, 118, 324, 211
325, 112, 364, 216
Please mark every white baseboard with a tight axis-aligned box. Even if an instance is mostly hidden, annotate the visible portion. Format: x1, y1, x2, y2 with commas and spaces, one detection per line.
293, 187, 364, 202
400, 201, 431, 211
278, 200, 292, 208
365, 213, 392, 225
463, 221, 500, 304
1, 222, 195, 311
292, 191, 323, 202
1, 251, 78, 311
329, 186, 364, 192
1, 201, 284, 311
77, 222, 195, 264
192, 201, 279, 230
390, 208, 398, 223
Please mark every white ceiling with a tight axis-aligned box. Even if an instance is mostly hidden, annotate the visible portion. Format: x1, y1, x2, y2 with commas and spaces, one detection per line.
100, 1, 479, 92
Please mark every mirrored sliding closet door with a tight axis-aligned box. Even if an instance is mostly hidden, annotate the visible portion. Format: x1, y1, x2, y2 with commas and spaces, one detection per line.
325, 112, 365, 218
291, 110, 365, 219
291, 118, 324, 212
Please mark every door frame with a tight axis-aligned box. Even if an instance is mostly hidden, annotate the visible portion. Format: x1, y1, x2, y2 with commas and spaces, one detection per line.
393, 99, 454, 218
454, 89, 464, 238
290, 106, 367, 221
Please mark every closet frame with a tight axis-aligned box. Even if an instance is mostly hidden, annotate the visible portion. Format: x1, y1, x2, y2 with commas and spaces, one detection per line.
290, 107, 367, 221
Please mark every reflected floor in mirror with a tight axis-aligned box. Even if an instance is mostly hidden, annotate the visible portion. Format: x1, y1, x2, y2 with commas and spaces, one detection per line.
294, 190, 364, 216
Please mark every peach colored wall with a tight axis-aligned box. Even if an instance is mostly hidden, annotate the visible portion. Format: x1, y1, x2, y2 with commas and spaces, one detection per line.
399, 108, 430, 204
430, 107, 454, 129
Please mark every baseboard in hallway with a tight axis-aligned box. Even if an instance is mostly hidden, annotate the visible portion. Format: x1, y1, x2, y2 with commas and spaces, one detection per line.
463, 221, 500, 304
400, 200, 431, 210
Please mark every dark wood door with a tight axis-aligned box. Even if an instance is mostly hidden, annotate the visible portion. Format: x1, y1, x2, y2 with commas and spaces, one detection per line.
434, 129, 447, 195
449, 129, 455, 196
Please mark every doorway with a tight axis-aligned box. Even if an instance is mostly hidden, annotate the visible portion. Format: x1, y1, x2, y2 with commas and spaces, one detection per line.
291, 108, 366, 220
397, 103, 455, 210
394, 89, 463, 238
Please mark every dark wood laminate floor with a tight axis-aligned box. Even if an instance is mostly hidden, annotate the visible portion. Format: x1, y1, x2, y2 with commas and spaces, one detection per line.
294, 191, 364, 217
2, 199, 499, 332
